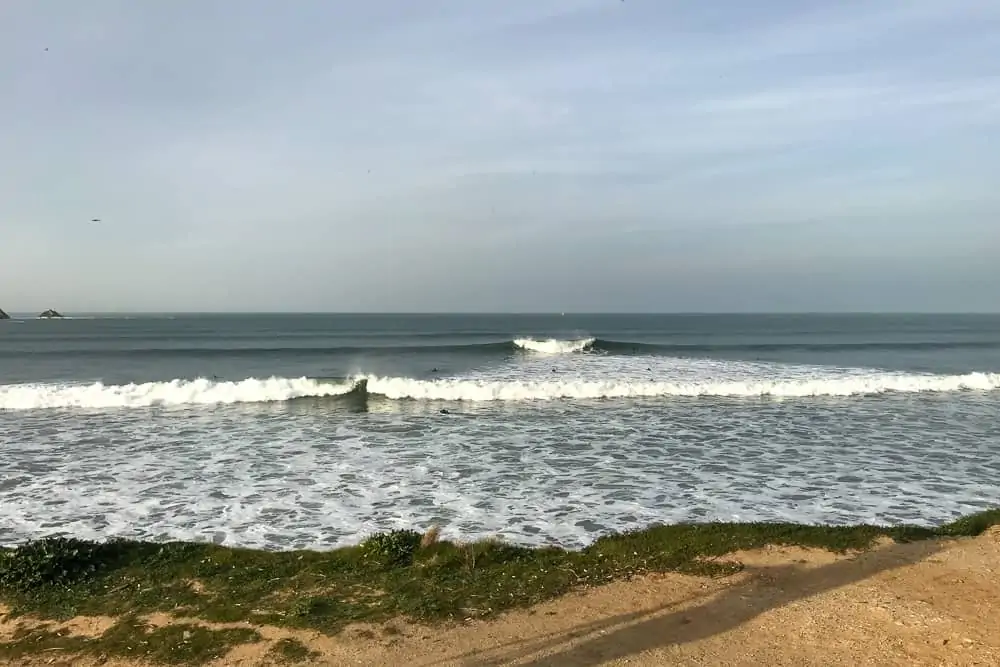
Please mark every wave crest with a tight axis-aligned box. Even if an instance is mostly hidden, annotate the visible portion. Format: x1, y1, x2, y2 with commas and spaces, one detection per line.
0, 377, 353, 411
513, 337, 595, 354
360, 372, 1000, 401
3, 371, 999, 411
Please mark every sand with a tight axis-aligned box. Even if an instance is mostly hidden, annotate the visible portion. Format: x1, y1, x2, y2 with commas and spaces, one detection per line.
3, 528, 998, 666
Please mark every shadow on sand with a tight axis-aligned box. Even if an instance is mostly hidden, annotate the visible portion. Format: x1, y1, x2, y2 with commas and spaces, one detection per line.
434, 537, 946, 667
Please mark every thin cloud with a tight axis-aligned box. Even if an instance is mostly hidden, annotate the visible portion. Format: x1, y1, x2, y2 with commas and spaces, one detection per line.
0, 1, 998, 312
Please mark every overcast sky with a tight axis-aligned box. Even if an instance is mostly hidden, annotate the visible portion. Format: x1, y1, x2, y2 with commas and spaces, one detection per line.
2, 0, 998, 313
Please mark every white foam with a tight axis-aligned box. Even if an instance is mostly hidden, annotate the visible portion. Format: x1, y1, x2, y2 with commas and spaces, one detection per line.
0, 376, 353, 411
513, 337, 595, 354
2, 386, 998, 550
361, 371, 1000, 402
3, 365, 1000, 411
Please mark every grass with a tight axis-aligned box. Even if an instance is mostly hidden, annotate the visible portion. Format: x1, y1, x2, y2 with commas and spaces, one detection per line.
0, 617, 260, 664
1, 509, 997, 664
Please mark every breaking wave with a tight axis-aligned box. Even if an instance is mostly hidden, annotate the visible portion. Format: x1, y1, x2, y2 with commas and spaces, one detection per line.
359, 372, 1000, 401
0, 377, 354, 411
3, 371, 1000, 411
513, 337, 595, 354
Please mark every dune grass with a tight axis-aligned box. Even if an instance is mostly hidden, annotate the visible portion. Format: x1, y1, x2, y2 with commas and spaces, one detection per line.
0, 509, 997, 664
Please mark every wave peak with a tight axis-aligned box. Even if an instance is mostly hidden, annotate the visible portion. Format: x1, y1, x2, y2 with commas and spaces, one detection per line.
513, 337, 595, 354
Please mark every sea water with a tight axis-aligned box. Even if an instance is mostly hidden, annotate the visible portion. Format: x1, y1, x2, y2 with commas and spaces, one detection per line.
1, 313, 998, 549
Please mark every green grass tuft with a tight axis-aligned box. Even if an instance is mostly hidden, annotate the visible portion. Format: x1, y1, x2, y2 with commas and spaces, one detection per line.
1, 509, 996, 664
0, 537, 136, 593
936, 508, 1000, 537
360, 529, 423, 569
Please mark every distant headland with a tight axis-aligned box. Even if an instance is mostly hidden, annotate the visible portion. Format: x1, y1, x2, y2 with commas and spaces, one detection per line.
0, 308, 67, 319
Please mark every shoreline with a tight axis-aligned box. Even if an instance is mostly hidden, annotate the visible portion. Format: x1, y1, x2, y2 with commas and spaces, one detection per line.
1, 510, 998, 665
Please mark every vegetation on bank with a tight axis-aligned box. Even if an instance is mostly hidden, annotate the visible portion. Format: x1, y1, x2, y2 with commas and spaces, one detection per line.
0, 510, 997, 664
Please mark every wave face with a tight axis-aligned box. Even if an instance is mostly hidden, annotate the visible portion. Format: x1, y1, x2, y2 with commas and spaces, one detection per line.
3, 368, 1000, 411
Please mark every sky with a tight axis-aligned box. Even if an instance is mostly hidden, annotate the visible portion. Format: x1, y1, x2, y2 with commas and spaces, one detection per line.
1, 0, 999, 313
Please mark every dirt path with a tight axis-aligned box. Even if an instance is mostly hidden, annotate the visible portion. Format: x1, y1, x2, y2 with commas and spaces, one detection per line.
4, 528, 998, 666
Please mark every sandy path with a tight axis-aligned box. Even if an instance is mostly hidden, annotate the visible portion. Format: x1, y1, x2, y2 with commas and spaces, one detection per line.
3, 528, 998, 666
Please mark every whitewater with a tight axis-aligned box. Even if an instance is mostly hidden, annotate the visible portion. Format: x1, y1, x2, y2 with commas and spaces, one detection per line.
3, 369, 1000, 411
2, 313, 999, 550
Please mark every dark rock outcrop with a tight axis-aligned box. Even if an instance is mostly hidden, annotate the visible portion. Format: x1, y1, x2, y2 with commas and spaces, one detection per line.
38, 309, 64, 319
0, 308, 10, 320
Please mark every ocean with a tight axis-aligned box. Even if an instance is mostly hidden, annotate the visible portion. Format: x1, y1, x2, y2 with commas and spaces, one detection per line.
1, 313, 999, 551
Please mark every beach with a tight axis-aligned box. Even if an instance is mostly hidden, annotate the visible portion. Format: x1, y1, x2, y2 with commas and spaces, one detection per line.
2, 524, 998, 666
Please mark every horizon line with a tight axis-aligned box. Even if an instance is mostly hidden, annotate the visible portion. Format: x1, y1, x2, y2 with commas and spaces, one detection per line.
3, 310, 1000, 317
